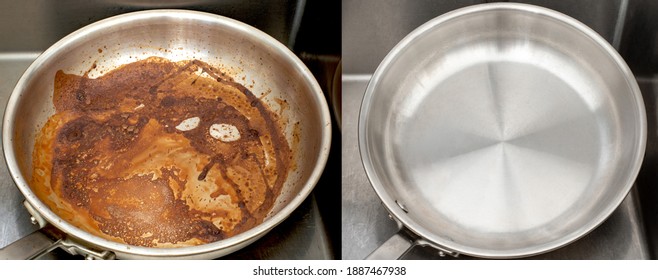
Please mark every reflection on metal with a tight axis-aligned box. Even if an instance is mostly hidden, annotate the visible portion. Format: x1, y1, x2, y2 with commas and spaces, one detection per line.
612, 0, 629, 49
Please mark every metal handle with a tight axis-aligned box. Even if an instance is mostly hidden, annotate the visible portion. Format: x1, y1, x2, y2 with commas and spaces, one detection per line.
30, 237, 115, 260
0, 230, 57, 260
366, 228, 416, 260
0, 201, 115, 260
0, 230, 115, 260
366, 207, 461, 260
366, 227, 461, 259
0, 228, 116, 260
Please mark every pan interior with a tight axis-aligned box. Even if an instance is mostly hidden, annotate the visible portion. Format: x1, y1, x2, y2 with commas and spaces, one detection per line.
6, 11, 329, 256
362, 7, 644, 256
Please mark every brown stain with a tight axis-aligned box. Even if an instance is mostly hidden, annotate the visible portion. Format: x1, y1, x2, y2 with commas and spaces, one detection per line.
290, 121, 301, 172
31, 57, 292, 247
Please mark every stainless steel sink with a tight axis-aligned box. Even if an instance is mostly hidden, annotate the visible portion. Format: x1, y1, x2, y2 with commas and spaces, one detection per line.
342, 0, 653, 260
0, 0, 340, 259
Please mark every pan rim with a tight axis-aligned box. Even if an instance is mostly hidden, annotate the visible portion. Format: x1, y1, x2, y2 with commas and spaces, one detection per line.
358, 2, 646, 258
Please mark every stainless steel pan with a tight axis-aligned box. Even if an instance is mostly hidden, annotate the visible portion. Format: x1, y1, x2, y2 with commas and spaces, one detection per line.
360, 3, 646, 259
3, 10, 331, 259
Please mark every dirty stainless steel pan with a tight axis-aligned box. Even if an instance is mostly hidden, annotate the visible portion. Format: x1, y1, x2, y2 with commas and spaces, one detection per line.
360, 3, 646, 259
3, 10, 331, 259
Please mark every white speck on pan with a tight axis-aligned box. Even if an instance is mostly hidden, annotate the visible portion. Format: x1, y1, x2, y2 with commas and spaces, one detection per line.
209, 123, 240, 142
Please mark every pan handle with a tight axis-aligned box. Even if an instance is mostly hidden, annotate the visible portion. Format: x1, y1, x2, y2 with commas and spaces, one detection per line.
366, 228, 416, 260
0, 230, 115, 260
366, 225, 460, 259
0, 200, 115, 260
0, 230, 57, 260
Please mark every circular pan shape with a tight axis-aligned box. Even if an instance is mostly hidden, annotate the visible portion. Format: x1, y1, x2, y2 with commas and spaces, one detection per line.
359, 3, 646, 258
4, 10, 331, 259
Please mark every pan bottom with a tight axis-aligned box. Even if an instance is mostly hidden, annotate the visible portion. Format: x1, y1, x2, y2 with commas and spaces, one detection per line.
383, 53, 618, 251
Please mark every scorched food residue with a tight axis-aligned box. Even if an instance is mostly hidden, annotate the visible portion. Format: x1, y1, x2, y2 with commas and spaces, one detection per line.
30, 57, 292, 247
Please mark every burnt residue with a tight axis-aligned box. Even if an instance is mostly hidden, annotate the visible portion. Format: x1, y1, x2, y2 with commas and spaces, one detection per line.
31, 57, 291, 247
193, 61, 290, 217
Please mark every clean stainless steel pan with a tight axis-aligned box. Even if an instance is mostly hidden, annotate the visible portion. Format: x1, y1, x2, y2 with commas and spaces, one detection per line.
3, 10, 331, 259
360, 3, 646, 259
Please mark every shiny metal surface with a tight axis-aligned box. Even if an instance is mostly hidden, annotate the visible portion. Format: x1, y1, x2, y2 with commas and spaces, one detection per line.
2, 10, 332, 259
343, 75, 649, 260
0, 230, 58, 260
358, 3, 646, 258
365, 229, 415, 260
